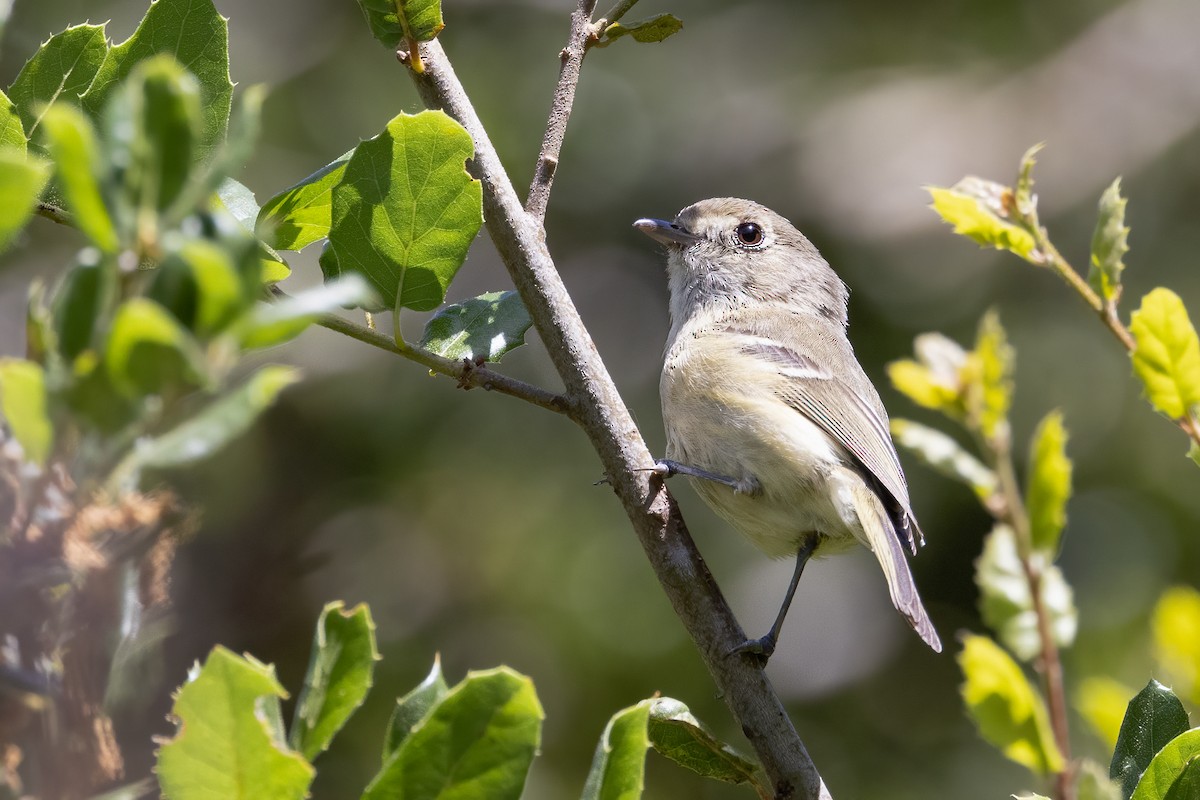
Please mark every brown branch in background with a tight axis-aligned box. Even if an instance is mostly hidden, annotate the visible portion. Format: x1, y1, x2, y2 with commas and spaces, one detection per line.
406, 37, 830, 800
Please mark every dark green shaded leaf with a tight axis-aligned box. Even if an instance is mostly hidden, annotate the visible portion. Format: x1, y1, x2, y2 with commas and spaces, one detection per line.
647, 697, 761, 787
0, 359, 53, 465
328, 110, 482, 312
54, 252, 110, 360
156, 646, 313, 800
105, 298, 206, 397
39, 103, 119, 251
0, 90, 25, 151
8, 24, 108, 139
130, 56, 202, 212
289, 601, 378, 762
419, 290, 531, 363
581, 700, 651, 800
1111, 681, 1190, 798
596, 14, 683, 46
1089, 178, 1129, 304
240, 275, 375, 350
0, 148, 51, 251
383, 657, 448, 760
149, 238, 246, 338
356, 0, 444, 49
64, 352, 138, 433
256, 149, 352, 251
81, 0, 232, 163
1026, 410, 1072, 555
1129, 289, 1200, 420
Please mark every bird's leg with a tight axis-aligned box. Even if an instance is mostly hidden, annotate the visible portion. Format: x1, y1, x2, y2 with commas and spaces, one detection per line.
732, 536, 819, 663
649, 459, 762, 496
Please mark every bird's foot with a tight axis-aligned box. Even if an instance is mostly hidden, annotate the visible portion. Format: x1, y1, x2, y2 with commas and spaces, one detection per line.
649, 460, 762, 497
730, 632, 777, 666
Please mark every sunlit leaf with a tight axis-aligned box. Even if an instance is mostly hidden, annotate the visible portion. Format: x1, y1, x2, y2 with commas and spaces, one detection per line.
1013, 143, 1043, 221
419, 291, 532, 363
1089, 178, 1129, 304
105, 298, 206, 397
0, 147, 51, 251
1130, 730, 1200, 800
1152, 586, 1200, 706
1076, 677, 1135, 752
0, 90, 25, 151
1129, 288, 1200, 420
928, 181, 1037, 260
581, 699, 652, 800
0, 359, 53, 466
39, 103, 119, 252
256, 150, 352, 251
215, 178, 291, 283
959, 633, 1065, 775
1110, 680, 1190, 798
890, 418, 996, 501
968, 310, 1014, 440
8, 23, 108, 139
646, 697, 762, 788
888, 332, 968, 419
148, 237, 246, 338
383, 656, 448, 760
1026, 410, 1072, 555
121, 56, 202, 213
1162, 755, 1200, 800
596, 14, 683, 47
1077, 757, 1122, 800
239, 276, 376, 350
355, 0, 444, 49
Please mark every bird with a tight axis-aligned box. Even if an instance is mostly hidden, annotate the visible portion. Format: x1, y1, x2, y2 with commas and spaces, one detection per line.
634, 197, 941, 660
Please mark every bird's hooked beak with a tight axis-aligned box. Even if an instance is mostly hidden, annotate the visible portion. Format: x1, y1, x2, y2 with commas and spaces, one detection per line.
633, 217, 702, 246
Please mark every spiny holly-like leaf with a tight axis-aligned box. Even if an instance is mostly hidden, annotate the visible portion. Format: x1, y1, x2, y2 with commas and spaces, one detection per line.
0, 147, 51, 252
289, 601, 378, 762
419, 291, 532, 363
596, 14, 684, 47
8, 24, 108, 140
256, 149, 352, 251
0, 91, 25, 151
362, 667, 542, 800
1110, 680, 1190, 798
647, 698, 762, 788
1026, 410, 1072, 556
1153, 586, 1200, 707
240, 276, 376, 350
959, 633, 1065, 775
928, 180, 1037, 260
0, 359, 53, 466
156, 646, 314, 800
80, 0, 232, 163
356, 0, 445, 49
581, 699, 652, 800
1129, 288, 1200, 420
975, 524, 1076, 661
890, 418, 996, 502
1089, 178, 1129, 304
327, 110, 482, 312
1076, 677, 1136, 752
39, 103, 119, 252
1130, 730, 1200, 800
383, 656, 449, 760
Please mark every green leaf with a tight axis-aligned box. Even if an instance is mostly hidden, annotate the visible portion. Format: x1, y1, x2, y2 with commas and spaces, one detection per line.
1089, 178, 1129, 304
1076, 677, 1136, 752
215, 178, 292, 283
1153, 586, 1200, 707
0, 147, 51, 251
928, 181, 1038, 260
1013, 143, 1043, 221
581, 699, 652, 800
39, 103, 119, 252
64, 351, 138, 433
969, 309, 1014, 439
25, 281, 55, 365
596, 14, 684, 47
148, 237, 247, 338
356, 0, 445, 49
0, 359, 53, 466
890, 418, 996, 501
8, 24, 108, 140
975, 525, 1076, 661
419, 291, 532, 363
362, 667, 543, 800
959, 633, 1065, 775
156, 646, 314, 800
133, 366, 300, 469
646, 697, 762, 788
1026, 410, 1072, 555
123, 55, 203, 212
239, 276, 376, 350
289, 601, 378, 762
888, 331, 968, 419
105, 298, 206, 397
383, 656, 449, 760
327, 110, 482, 313
1077, 758, 1122, 800
54, 251, 112, 360
1129, 288, 1200, 420
256, 149, 352, 251
81, 0, 232, 163
1111, 680, 1190, 798
1131, 730, 1200, 800
0, 90, 26, 151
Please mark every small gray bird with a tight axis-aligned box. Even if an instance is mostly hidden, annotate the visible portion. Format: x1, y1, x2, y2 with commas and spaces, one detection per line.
635, 198, 941, 658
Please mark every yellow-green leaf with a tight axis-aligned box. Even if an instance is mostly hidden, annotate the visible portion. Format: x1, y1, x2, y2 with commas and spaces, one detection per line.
1153, 585, 1200, 707
959, 634, 1065, 775
1089, 178, 1129, 303
0, 147, 51, 252
1026, 410, 1072, 555
928, 183, 1037, 260
1129, 288, 1200, 420
1013, 143, 1043, 221
1076, 677, 1135, 752
0, 359, 53, 466
968, 310, 1014, 440
890, 418, 996, 501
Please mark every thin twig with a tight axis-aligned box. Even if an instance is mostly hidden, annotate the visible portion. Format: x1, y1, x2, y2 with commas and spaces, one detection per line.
598, 0, 642, 27
36, 202, 73, 226
407, 38, 829, 800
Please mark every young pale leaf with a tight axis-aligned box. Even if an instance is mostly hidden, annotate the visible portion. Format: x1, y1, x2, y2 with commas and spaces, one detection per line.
1015, 795, 1052, 800
327, 110, 482, 312
890, 419, 997, 501
156, 646, 314, 800
356, 0, 444, 49
256, 150, 352, 251
581, 699, 652, 800
214, 179, 291, 283
1152, 586, 1200, 706
596, 14, 684, 47
1129, 288, 1200, 420
289, 601, 378, 762
39, 104, 119, 252
240, 276, 376, 350
1130, 730, 1200, 800
0, 148, 51, 251
1077, 758, 1122, 800
969, 310, 1014, 440
0, 91, 25, 151
1025, 410, 1072, 555
975, 525, 1077, 661
8, 24, 108, 140
959, 633, 1065, 774
133, 366, 300, 470
1013, 143, 1043, 220
383, 656, 449, 760
419, 291, 532, 363
0, 359, 53, 466
1110, 680, 1190, 798
81, 0, 232, 163
928, 182, 1038, 260
105, 298, 206, 397
362, 668, 542, 800
1089, 179, 1129, 304
1076, 677, 1136, 752
646, 697, 762, 788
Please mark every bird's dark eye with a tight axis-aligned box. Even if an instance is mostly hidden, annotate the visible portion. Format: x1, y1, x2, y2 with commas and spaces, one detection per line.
735, 222, 764, 247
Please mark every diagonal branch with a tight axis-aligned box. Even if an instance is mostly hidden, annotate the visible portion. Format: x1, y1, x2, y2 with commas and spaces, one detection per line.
407, 37, 829, 800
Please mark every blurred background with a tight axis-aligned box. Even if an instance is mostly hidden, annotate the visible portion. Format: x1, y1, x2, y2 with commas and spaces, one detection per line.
3, 0, 1200, 797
